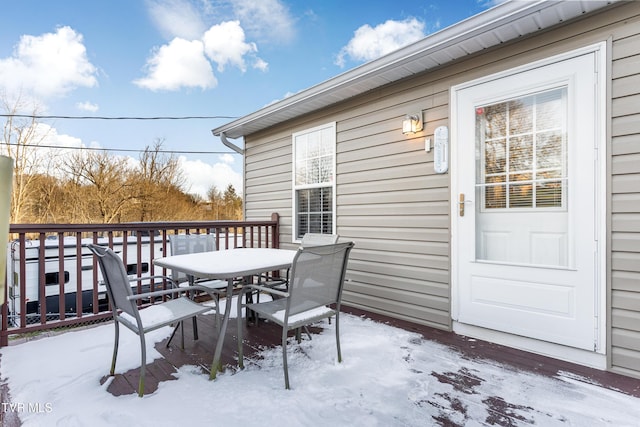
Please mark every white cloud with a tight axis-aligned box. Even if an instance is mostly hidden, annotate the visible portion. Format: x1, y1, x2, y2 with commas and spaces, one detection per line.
252, 57, 269, 72
179, 156, 242, 198
22, 124, 86, 178
42, 126, 84, 149
202, 21, 257, 72
138, 1, 279, 92
146, 0, 207, 40
75, 101, 99, 112
133, 38, 217, 91
219, 153, 235, 164
136, 19, 268, 91
335, 18, 426, 68
231, 0, 295, 43
0, 26, 98, 98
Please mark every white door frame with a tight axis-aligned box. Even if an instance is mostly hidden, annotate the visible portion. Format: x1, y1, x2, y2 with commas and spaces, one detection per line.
450, 43, 607, 367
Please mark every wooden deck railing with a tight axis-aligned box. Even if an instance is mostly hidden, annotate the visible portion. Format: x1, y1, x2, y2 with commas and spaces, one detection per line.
1, 213, 280, 346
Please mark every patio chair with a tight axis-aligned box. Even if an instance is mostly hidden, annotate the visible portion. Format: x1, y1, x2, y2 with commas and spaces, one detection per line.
256, 233, 340, 292
87, 243, 216, 397
238, 241, 354, 389
300, 233, 339, 247
269, 233, 341, 336
244, 233, 341, 326
168, 234, 228, 332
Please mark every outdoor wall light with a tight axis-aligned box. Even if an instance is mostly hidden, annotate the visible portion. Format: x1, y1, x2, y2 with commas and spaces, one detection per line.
402, 113, 423, 134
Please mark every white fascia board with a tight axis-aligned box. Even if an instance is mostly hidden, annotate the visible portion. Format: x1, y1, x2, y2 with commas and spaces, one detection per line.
212, 0, 617, 139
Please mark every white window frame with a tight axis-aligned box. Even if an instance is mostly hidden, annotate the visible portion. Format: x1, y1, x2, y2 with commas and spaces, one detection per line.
291, 122, 337, 242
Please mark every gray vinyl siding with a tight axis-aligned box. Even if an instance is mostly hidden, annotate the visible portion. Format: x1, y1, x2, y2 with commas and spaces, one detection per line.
610, 12, 640, 378
242, 2, 640, 376
244, 132, 292, 223
245, 86, 454, 328
336, 95, 452, 328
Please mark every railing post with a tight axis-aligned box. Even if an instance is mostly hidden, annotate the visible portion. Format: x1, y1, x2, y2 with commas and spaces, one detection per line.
271, 212, 280, 248
1, 285, 7, 346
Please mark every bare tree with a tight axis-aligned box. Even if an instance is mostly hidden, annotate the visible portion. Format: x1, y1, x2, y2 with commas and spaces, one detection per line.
29, 174, 65, 223
207, 185, 223, 219
1, 92, 52, 223
131, 139, 185, 221
60, 150, 134, 223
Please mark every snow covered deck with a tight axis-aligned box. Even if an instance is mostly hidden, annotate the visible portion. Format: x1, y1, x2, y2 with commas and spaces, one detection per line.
2, 303, 639, 426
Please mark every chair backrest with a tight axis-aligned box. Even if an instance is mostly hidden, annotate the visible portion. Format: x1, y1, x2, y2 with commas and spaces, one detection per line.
87, 244, 138, 318
169, 234, 217, 282
300, 233, 339, 247
287, 241, 354, 316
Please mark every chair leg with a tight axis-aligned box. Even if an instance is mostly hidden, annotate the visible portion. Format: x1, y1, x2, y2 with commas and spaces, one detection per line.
237, 289, 246, 369
335, 313, 342, 363
215, 294, 221, 333
282, 327, 290, 389
138, 332, 147, 397
192, 316, 199, 340
110, 321, 120, 376
303, 326, 312, 340
180, 321, 185, 349
166, 323, 180, 348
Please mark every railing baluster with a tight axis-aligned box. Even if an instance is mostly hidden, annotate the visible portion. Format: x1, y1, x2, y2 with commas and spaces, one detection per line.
92, 232, 99, 314
75, 232, 83, 319
1, 216, 280, 345
57, 231, 65, 321
20, 233, 28, 329
38, 233, 46, 325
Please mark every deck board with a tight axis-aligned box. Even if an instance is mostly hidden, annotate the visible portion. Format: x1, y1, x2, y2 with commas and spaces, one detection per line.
2, 305, 639, 426
104, 305, 640, 399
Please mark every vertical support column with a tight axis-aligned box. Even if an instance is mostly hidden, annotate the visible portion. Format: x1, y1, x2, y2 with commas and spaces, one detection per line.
0, 156, 14, 347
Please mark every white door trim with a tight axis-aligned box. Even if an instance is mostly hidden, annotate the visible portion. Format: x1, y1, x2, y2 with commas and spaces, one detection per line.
450, 43, 607, 363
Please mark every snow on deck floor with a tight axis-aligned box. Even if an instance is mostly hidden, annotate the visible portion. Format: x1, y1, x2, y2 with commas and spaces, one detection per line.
2, 312, 639, 426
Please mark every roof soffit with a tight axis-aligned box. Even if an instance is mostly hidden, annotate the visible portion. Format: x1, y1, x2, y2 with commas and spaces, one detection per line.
213, 0, 619, 140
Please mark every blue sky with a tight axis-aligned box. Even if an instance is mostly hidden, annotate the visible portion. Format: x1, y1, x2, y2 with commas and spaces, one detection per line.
0, 0, 491, 198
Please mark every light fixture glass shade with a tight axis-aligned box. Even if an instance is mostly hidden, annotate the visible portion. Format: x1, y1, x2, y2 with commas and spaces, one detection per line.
402, 113, 423, 134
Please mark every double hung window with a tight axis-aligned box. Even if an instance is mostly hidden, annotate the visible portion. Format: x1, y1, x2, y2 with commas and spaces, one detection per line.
292, 123, 336, 240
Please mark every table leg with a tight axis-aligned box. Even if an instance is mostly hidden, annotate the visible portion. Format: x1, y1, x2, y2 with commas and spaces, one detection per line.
189, 275, 198, 340
237, 275, 253, 369
209, 278, 234, 379
237, 286, 245, 369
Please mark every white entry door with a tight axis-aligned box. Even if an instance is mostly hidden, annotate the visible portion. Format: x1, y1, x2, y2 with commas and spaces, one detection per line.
452, 48, 603, 351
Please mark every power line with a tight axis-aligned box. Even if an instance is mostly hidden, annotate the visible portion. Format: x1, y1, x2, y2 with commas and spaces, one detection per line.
0, 114, 237, 120
0, 142, 235, 155
0, 113, 240, 154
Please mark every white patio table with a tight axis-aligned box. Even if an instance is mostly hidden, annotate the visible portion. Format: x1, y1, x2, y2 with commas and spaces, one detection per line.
153, 247, 297, 379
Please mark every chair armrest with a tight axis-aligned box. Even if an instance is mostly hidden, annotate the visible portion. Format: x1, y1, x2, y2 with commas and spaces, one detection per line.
126, 283, 226, 301
244, 284, 289, 298
129, 275, 178, 287
128, 275, 180, 293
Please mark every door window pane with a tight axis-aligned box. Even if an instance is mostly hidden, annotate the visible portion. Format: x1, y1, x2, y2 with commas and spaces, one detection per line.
475, 88, 567, 211
474, 87, 568, 267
